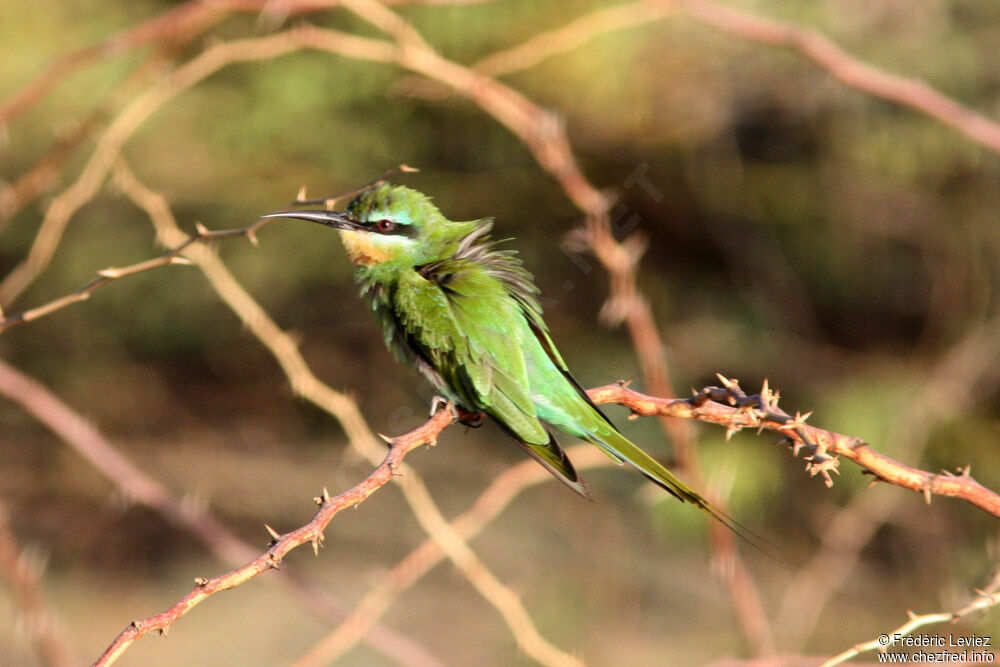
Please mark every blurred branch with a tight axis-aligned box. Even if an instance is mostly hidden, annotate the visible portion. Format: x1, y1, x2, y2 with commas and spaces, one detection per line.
589, 378, 1000, 517
677, 0, 1000, 155
777, 315, 1000, 648
474, 0, 1000, 156
0, 355, 444, 667
474, 0, 674, 76
94, 405, 460, 666
0, 0, 485, 133
0, 113, 102, 229
115, 158, 580, 667
294, 445, 612, 665
822, 570, 1000, 666
0, 504, 76, 667
0, 26, 393, 310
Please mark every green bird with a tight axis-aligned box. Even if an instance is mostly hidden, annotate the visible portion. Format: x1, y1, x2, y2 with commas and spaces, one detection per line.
265, 183, 736, 526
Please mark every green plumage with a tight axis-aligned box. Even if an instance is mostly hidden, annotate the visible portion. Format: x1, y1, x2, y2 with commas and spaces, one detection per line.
266, 183, 737, 525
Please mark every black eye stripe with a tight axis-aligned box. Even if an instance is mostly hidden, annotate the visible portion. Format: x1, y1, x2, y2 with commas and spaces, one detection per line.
365, 219, 416, 237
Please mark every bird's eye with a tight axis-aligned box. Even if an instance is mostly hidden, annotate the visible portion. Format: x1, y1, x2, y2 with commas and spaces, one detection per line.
376, 219, 395, 232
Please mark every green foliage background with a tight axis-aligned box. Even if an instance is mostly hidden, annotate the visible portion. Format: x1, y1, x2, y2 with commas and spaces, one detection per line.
1, 0, 999, 664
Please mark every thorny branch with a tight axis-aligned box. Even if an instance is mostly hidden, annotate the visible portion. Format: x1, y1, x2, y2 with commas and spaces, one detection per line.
0, 356, 444, 667
589, 378, 1000, 518
93, 405, 463, 667
822, 570, 1000, 666
88, 371, 1000, 664
292, 445, 613, 666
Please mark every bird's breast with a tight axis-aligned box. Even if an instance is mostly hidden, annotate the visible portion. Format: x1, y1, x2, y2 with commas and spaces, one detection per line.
339, 230, 393, 266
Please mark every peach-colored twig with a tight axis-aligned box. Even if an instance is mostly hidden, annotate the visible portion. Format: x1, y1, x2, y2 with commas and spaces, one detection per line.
294, 446, 611, 665
822, 570, 1000, 666
93, 406, 458, 666
0, 355, 443, 667
587, 379, 1000, 517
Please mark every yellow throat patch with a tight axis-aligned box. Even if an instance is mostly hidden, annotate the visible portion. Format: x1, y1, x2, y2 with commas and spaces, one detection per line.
339, 230, 394, 266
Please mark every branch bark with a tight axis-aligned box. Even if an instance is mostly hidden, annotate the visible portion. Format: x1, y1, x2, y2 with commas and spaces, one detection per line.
588, 380, 1000, 517
94, 406, 459, 666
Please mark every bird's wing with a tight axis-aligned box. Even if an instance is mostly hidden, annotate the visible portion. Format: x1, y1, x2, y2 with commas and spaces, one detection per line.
393, 265, 589, 497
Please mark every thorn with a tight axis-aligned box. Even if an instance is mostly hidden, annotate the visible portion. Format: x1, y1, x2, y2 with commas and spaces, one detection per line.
98, 267, 122, 278
247, 228, 259, 247
267, 553, 282, 570
378, 433, 393, 444
962, 463, 972, 476
924, 484, 933, 505
158, 625, 170, 637
322, 486, 331, 502
311, 533, 324, 556
398, 164, 419, 173
194, 221, 210, 236
130, 619, 143, 630
866, 477, 881, 489
194, 577, 209, 586
264, 524, 281, 542
725, 423, 741, 441
296, 184, 307, 202
170, 256, 194, 266
907, 610, 918, 621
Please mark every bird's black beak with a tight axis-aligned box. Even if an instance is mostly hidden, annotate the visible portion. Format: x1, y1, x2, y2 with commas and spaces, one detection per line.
261, 209, 359, 230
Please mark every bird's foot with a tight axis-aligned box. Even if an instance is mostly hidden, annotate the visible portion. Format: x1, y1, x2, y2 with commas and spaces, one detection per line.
429, 396, 484, 427
429, 395, 460, 420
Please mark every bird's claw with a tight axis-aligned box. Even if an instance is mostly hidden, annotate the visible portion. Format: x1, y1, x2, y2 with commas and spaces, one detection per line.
429, 395, 460, 421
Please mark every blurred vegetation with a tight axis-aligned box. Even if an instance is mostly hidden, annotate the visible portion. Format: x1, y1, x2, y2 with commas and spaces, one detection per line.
1, 0, 1000, 664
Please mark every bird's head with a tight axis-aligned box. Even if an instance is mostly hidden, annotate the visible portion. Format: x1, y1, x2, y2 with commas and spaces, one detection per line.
263, 183, 480, 271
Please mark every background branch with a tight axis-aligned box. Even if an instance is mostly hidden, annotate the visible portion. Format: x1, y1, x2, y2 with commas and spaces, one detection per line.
0, 504, 75, 667
823, 570, 1000, 666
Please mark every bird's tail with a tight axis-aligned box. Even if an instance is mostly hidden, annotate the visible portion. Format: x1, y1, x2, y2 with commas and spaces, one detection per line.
583, 424, 772, 553
509, 432, 593, 500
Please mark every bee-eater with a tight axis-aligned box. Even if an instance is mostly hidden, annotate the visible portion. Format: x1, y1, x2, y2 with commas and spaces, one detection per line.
265, 183, 735, 526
